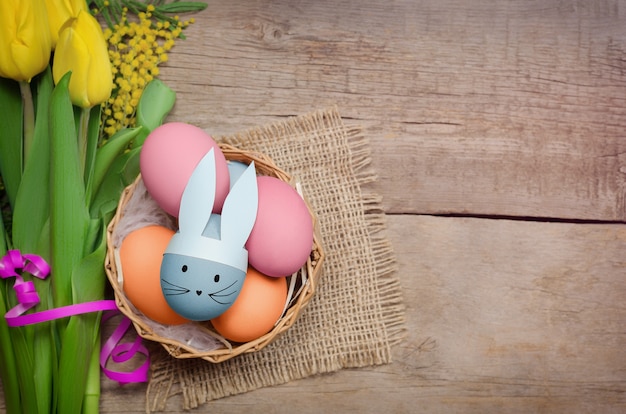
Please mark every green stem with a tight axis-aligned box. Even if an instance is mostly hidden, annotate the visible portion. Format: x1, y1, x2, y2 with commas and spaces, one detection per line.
0, 287, 21, 414
32, 318, 53, 414
79, 108, 91, 178
0, 217, 22, 414
82, 331, 101, 414
0, 202, 7, 260
9, 327, 38, 414
18, 81, 35, 165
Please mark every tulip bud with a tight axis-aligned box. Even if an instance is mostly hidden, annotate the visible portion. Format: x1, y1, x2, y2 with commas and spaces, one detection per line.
0, 0, 52, 82
45, 0, 87, 48
52, 10, 113, 108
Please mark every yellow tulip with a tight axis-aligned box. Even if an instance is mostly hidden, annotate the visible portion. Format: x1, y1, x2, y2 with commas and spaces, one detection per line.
52, 10, 113, 108
0, 0, 52, 82
45, 0, 87, 48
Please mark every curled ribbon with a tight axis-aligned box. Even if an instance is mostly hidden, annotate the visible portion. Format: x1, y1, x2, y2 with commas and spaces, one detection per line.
100, 311, 150, 384
0, 249, 51, 324
0, 249, 148, 384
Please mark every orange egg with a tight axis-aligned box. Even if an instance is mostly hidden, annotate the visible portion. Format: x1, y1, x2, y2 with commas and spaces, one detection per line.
210, 267, 287, 342
119, 225, 189, 325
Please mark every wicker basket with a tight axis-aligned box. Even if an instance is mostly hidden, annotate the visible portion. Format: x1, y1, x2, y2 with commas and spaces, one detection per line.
104, 143, 324, 363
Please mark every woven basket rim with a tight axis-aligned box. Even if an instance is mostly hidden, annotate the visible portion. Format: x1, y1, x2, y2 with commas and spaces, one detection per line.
104, 143, 325, 363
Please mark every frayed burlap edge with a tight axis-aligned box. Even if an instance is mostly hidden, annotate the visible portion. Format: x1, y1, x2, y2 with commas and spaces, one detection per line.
345, 126, 405, 349
145, 107, 405, 412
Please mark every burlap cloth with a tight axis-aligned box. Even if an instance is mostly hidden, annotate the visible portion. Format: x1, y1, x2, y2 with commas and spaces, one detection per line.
145, 107, 405, 411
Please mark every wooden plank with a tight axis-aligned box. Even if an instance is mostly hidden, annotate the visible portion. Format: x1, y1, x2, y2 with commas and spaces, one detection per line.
4, 216, 625, 412
4, 2, 626, 413
385, 215, 626, 413
94, 215, 626, 413
160, 0, 626, 220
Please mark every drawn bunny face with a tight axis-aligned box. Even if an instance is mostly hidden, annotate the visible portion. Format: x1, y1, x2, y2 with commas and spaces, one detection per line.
160, 148, 258, 321
161, 253, 245, 321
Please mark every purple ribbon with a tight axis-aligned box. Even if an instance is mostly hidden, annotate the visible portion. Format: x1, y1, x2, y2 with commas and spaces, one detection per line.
100, 311, 150, 384
0, 249, 148, 384
0, 249, 51, 323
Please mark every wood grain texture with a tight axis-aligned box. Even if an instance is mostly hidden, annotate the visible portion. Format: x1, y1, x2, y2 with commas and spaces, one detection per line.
159, 0, 626, 220
3, 0, 626, 412
94, 215, 626, 413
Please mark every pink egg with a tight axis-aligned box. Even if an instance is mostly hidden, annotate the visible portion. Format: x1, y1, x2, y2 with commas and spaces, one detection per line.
140, 122, 230, 217
246, 176, 314, 277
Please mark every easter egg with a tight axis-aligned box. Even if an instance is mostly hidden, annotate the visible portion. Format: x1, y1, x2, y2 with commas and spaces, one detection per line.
246, 176, 314, 277
140, 122, 230, 217
210, 267, 287, 342
119, 225, 189, 325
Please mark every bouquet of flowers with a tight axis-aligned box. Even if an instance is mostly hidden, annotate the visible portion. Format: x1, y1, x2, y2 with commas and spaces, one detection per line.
0, 1, 205, 412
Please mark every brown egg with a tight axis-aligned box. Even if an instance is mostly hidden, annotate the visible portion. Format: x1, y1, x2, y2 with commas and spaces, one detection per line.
210, 266, 287, 343
119, 225, 188, 325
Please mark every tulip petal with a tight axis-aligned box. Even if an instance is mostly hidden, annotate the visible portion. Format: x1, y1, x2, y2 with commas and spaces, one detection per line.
52, 11, 112, 108
82, 13, 113, 107
53, 24, 90, 107
0, 0, 51, 81
45, 0, 87, 47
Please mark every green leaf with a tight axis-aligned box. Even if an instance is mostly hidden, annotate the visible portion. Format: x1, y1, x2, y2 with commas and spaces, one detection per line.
0, 197, 6, 254
0, 220, 24, 414
56, 219, 107, 414
0, 77, 23, 209
5, 68, 56, 414
134, 79, 176, 146
123, 0, 141, 15
72, 218, 108, 302
56, 311, 101, 414
32, 317, 54, 414
15, 69, 56, 413
82, 340, 102, 414
89, 147, 141, 218
156, 1, 208, 13
87, 126, 142, 206
13, 66, 54, 252
32, 219, 55, 414
10, 326, 40, 413
83, 105, 102, 190
49, 72, 90, 309
0, 281, 21, 414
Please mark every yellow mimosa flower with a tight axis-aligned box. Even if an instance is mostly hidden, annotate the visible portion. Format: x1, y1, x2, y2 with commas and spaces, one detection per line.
52, 10, 113, 108
0, 0, 52, 82
45, 0, 87, 48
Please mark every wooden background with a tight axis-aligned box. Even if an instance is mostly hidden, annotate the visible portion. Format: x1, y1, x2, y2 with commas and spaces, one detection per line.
5, 0, 626, 412
112, 0, 626, 412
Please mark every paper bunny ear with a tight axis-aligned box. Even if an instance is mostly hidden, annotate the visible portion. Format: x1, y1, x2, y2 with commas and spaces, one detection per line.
221, 161, 258, 247
177, 148, 216, 236
164, 149, 258, 273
